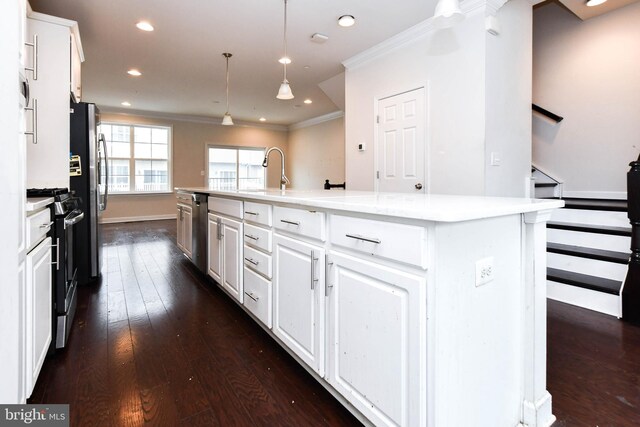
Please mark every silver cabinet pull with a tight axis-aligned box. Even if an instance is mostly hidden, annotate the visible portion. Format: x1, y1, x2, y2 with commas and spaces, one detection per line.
280, 219, 300, 226
244, 211, 259, 216
24, 34, 38, 80
39, 221, 53, 229
325, 255, 333, 297
310, 250, 319, 290
244, 234, 259, 241
178, 206, 183, 221
345, 233, 381, 244
217, 217, 222, 240
51, 238, 59, 270
244, 257, 259, 266
24, 98, 38, 144
244, 291, 259, 302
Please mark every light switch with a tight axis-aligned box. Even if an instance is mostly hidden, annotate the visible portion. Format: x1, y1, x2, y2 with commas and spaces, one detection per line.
490, 152, 501, 166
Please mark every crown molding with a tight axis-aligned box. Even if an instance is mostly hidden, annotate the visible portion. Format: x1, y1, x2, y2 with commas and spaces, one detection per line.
288, 111, 344, 131
342, 0, 505, 71
99, 107, 289, 132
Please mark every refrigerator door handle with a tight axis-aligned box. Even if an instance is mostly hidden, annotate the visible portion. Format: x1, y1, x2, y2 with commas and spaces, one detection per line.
99, 133, 109, 211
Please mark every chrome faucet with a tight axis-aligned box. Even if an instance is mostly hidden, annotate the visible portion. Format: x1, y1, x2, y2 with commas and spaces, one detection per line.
262, 147, 290, 191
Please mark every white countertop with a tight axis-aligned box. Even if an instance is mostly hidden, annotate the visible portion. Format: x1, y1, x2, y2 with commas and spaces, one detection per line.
26, 197, 54, 213
175, 188, 564, 222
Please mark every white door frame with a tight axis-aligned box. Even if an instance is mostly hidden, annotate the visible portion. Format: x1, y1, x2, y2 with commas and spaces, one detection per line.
373, 82, 430, 193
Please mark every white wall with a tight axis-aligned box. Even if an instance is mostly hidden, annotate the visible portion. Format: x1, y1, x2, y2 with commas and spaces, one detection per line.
288, 115, 345, 190
345, 0, 533, 197
533, 1, 640, 198
0, 0, 23, 404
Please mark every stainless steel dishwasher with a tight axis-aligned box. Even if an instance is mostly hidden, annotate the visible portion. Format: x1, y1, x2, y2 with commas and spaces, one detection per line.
191, 192, 208, 273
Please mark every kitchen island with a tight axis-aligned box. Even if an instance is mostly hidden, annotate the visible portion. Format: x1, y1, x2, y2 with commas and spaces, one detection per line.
175, 188, 563, 427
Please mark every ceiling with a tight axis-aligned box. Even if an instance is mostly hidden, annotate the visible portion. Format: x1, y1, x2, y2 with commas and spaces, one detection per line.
546, 0, 640, 20
29, 0, 438, 126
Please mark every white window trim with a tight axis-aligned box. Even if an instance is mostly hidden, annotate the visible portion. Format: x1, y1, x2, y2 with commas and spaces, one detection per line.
205, 144, 266, 190
101, 122, 173, 195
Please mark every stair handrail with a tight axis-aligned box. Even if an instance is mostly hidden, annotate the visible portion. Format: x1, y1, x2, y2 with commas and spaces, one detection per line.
532, 104, 564, 122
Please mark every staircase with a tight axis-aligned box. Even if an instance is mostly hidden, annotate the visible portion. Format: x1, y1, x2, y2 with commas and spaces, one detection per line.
546, 198, 630, 317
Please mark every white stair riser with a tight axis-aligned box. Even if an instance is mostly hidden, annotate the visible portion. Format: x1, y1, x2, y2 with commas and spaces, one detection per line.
535, 186, 557, 199
547, 281, 621, 317
547, 253, 627, 282
547, 229, 630, 253
551, 209, 629, 228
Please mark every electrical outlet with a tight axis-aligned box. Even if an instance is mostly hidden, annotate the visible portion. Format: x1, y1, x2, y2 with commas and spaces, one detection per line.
475, 257, 494, 287
200, 170, 205, 176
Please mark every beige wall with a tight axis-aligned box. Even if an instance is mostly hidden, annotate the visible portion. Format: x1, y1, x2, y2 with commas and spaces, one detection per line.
101, 112, 288, 221
287, 116, 345, 190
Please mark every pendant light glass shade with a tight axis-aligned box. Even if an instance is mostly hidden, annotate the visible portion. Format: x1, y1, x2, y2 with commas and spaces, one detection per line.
221, 53, 233, 126
433, 0, 465, 29
277, 80, 294, 100
276, 0, 294, 100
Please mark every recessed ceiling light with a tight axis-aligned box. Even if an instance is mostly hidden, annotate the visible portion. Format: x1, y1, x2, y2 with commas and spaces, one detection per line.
304, 99, 312, 104
303, 65, 311, 70
121, 101, 131, 107
338, 15, 355, 27
127, 69, 142, 76
278, 56, 292, 65
136, 21, 154, 32
586, 0, 607, 5
259, 117, 266, 122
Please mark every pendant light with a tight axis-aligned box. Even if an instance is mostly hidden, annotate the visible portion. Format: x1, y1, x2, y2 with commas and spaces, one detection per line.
222, 52, 234, 126
433, 0, 465, 29
276, 0, 294, 100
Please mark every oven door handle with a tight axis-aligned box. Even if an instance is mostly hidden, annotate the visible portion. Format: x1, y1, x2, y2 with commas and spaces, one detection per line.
64, 211, 85, 227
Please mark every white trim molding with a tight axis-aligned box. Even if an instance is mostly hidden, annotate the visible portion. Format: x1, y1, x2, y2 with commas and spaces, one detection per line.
100, 214, 177, 224
288, 111, 344, 131
100, 107, 289, 132
342, 0, 506, 71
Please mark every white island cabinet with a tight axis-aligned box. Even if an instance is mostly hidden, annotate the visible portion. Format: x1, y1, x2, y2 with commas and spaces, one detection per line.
175, 187, 563, 427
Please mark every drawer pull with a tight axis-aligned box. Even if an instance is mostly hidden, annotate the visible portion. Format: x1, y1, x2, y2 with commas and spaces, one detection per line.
245, 211, 259, 216
345, 234, 381, 244
244, 291, 259, 302
280, 219, 300, 226
244, 257, 259, 266
39, 221, 53, 229
244, 234, 259, 241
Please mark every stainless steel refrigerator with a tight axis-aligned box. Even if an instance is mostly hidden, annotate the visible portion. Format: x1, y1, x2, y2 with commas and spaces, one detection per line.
70, 102, 108, 285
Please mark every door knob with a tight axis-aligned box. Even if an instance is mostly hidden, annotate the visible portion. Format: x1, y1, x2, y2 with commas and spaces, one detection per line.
415, 183, 423, 190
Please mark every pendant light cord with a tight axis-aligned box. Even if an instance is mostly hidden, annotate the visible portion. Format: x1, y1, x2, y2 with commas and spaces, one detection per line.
283, 0, 288, 81
225, 54, 230, 114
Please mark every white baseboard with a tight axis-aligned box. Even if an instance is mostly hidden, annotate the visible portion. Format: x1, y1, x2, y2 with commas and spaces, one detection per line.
100, 214, 177, 224
562, 191, 626, 200
547, 280, 621, 317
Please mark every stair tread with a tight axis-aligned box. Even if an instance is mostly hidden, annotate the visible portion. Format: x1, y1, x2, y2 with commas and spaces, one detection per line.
547, 221, 632, 236
547, 267, 622, 295
561, 198, 628, 212
547, 242, 629, 264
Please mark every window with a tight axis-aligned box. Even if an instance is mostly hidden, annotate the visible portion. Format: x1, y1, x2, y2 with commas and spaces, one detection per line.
207, 146, 265, 190
99, 123, 172, 194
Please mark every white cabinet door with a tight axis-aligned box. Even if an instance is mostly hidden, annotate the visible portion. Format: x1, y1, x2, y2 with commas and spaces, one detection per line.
25, 237, 52, 397
273, 234, 325, 375
221, 217, 243, 303
207, 213, 222, 283
326, 251, 427, 427
182, 205, 192, 258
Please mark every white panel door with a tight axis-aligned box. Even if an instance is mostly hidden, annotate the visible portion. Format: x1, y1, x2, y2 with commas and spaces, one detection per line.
377, 87, 426, 193
26, 237, 52, 397
222, 217, 243, 303
273, 234, 325, 375
182, 206, 193, 258
207, 213, 222, 283
326, 251, 426, 427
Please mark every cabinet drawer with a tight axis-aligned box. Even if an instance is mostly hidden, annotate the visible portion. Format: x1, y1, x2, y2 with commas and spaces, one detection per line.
209, 196, 243, 219
244, 245, 272, 279
329, 214, 427, 268
244, 201, 272, 227
243, 267, 272, 328
27, 208, 51, 252
273, 206, 325, 242
244, 223, 272, 253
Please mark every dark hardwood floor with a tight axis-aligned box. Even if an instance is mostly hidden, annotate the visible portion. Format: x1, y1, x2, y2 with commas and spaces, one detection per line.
28, 220, 640, 426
